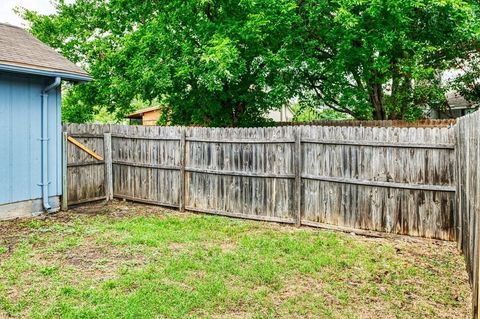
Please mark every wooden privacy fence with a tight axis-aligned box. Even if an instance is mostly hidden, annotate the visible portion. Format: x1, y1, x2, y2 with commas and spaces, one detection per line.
64, 123, 456, 240
456, 111, 480, 317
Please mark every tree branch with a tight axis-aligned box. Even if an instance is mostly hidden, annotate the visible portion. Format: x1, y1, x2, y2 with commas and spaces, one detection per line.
304, 72, 354, 116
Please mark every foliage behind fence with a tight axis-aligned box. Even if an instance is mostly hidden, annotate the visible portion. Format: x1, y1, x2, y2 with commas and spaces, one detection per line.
277, 118, 457, 128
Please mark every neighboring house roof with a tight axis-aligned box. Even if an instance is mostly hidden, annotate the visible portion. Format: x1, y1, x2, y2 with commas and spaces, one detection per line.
126, 106, 161, 119
446, 91, 476, 109
0, 23, 91, 82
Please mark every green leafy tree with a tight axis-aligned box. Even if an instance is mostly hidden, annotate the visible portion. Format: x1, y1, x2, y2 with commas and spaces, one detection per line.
21, 0, 297, 126
450, 55, 480, 109
21, 0, 480, 123
290, 0, 480, 120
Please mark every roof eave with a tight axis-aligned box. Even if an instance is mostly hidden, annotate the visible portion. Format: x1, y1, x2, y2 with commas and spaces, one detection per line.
125, 114, 143, 119
0, 63, 92, 82
126, 107, 161, 118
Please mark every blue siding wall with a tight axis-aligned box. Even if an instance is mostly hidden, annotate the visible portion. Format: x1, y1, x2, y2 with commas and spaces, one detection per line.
0, 72, 62, 205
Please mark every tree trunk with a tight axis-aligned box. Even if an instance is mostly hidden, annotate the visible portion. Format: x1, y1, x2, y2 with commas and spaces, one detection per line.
232, 102, 245, 127
369, 82, 386, 120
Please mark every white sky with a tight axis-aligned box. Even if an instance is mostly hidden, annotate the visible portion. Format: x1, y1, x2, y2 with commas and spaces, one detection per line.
0, 0, 74, 28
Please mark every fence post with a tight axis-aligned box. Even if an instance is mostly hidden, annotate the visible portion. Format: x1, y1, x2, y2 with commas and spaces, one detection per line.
455, 123, 462, 250
104, 132, 113, 201
179, 129, 186, 212
294, 127, 302, 226
61, 131, 68, 211
475, 116, 480, 319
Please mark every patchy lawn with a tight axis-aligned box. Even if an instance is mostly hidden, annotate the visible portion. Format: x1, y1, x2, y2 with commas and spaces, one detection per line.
0, 201, 471, 319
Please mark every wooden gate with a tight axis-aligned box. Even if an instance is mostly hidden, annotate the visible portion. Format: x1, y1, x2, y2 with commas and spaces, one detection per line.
62, 124, 112, 208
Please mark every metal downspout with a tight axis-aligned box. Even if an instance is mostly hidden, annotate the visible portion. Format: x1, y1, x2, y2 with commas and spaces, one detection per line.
41, 77, 61, 212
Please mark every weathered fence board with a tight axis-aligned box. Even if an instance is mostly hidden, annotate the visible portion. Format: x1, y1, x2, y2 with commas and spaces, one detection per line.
456, 111, 480, 318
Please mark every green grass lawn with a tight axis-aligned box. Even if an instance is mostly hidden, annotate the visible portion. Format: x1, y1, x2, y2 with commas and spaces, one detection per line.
0, 201, 471, 319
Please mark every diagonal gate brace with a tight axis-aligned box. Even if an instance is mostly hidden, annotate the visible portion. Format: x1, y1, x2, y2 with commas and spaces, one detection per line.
67, 135, 104, 161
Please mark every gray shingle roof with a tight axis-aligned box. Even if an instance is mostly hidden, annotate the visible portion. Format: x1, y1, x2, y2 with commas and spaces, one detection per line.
0, 23, 90, 80
446, 91, 475, 109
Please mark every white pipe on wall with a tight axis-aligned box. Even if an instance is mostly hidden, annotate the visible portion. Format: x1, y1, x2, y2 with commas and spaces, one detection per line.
41, 77, 61, 212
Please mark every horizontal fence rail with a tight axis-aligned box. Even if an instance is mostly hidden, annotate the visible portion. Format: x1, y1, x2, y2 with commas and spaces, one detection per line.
300, 174, 456, 192
301, 139, 456, 149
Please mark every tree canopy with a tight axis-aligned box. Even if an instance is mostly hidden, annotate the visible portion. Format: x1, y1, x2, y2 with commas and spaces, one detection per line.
291, 0, 480, 120
21, 0, 480, 124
